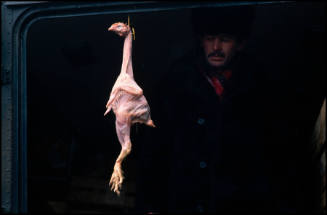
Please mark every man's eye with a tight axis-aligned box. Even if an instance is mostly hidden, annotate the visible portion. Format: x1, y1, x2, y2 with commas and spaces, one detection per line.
221, 38, 230, 42
205, 36, 215, 41
220, 35, 234, 42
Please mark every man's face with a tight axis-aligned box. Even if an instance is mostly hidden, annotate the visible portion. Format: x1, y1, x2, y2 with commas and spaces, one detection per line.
201, 34, 244, 69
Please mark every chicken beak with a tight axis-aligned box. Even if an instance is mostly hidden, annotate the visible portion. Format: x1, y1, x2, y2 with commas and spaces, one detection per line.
108, 26, 113, 31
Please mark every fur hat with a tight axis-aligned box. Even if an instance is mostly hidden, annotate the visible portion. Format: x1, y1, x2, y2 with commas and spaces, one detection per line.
191, 5, 255, 41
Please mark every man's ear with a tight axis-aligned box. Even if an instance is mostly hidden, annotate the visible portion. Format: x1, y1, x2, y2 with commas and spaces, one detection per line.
237, 39, 247, 51
197, 35, 204, 48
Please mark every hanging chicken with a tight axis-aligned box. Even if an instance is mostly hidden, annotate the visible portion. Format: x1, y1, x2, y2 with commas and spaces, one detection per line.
104, 18, 155, 195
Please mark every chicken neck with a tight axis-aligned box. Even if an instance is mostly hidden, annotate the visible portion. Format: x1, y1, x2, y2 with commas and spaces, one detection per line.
121, 31, 134, 78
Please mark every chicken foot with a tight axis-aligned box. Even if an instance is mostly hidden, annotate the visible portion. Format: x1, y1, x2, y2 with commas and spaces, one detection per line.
109, 117, 132, 195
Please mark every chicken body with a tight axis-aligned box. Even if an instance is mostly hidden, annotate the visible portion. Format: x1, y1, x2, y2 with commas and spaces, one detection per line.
104, 22, 155, 195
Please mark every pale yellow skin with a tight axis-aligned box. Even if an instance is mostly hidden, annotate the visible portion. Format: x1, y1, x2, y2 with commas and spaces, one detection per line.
104, 22, 155, 195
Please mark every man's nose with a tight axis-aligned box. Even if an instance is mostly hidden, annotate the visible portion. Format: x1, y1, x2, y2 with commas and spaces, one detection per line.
213, 38, 222, 50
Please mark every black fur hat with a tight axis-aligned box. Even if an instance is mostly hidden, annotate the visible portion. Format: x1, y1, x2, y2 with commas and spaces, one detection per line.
191, 5, 255, 41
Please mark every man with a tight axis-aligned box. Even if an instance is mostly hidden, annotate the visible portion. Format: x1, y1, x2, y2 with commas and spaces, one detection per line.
135, 5, 320, 213
135, 5, 272, 213
190, 6, 256, 100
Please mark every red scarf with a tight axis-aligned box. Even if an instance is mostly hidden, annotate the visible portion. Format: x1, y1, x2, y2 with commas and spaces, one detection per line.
207, 70, 232, 97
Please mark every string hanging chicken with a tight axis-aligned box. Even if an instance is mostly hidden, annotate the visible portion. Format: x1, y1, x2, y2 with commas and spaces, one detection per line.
104, 17, 155, 195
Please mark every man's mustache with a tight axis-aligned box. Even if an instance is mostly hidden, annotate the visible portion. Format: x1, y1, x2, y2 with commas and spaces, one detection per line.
208, 51, 225, 58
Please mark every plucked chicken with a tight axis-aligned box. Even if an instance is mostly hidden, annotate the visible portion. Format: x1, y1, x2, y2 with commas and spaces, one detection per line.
104, 21, 155, 195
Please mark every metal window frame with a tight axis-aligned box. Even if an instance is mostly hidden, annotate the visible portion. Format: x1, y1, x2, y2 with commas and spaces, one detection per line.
0, 1, 294, 213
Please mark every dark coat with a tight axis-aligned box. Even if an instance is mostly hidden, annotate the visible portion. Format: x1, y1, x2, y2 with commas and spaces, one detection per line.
168, 55, 269, 213
135, 51, 271, 213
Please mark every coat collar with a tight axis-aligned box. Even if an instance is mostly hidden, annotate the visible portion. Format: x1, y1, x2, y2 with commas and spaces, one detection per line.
185, 55, 254, 105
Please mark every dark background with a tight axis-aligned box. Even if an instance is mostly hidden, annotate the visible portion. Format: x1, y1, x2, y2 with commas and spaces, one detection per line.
26, 2, 325, 213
